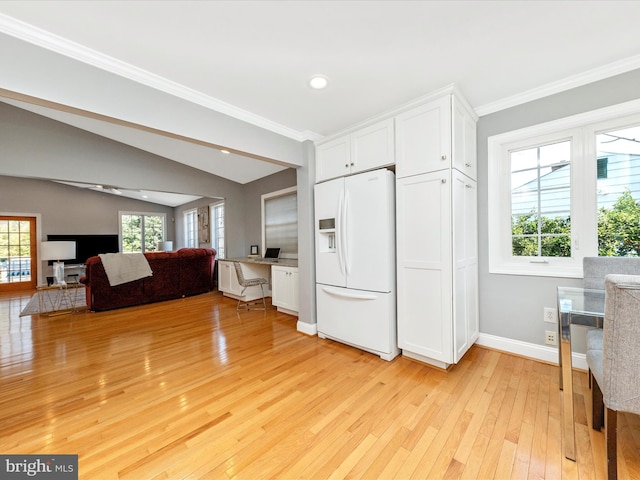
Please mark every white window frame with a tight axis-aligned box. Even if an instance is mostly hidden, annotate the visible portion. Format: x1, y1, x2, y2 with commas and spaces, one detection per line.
119, 211, 166, 253
184, 208, 198, 248
488, 98, 640, 278
261, 186, 297, 259
210, 200, 225, 259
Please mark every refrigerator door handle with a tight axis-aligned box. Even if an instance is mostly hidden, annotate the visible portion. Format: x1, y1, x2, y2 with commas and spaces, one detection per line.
321, 286, 378, 301
343, 191, 350, 276
336, 189, 346, 277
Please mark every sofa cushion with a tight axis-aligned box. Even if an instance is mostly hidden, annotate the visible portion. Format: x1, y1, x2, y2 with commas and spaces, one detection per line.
178, 248, 215, 296
143, 252, 182, 302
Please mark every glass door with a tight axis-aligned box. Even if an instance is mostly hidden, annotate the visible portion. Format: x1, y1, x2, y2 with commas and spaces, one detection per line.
0, 216, 37, 291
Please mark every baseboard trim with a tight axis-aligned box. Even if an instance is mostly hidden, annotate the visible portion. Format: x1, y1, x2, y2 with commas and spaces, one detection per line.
297, 321, 317, 336
476, 333, 587, 371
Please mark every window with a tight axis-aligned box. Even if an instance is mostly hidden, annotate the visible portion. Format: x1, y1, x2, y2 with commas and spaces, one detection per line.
184, 209, 197, 248
262, 187, 297, 259
0, 216, 36, 289
511, 140, 572, 258
120, 212, 165, 253
211, 202, 225, 259
489, 99, 640, 277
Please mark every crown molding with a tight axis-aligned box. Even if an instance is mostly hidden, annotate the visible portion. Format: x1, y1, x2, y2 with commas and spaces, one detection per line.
475, 54, 640, 117
0, 13, 310, 142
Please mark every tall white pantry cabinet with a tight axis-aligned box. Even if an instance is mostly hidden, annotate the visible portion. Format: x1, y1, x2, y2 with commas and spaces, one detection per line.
396, 92, 479, 369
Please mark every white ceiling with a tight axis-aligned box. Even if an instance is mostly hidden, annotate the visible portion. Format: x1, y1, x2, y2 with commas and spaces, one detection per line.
1, 0, 640, 197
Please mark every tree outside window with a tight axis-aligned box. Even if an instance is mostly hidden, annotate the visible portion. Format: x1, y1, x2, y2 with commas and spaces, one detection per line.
121, 213, 165, 253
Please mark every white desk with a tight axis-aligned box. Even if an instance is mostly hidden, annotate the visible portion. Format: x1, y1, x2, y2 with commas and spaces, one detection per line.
218, 258, 299, 315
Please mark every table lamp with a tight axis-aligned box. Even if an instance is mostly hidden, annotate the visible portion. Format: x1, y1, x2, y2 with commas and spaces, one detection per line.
157, 241, 173, 252
41, 241, 76, 285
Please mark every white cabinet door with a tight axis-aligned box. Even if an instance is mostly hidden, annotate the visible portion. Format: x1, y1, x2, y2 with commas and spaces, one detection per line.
452, 96, 478, 180
396, 171, 452, 363
350, 118, 394, 175
218, 260, 231, 292
316, 118, 395, 183
316, 136, 351, 183
395, 96, 451, 178
452, 172, 478, 363
218, 261, 242, 295
272, 266, 298, 314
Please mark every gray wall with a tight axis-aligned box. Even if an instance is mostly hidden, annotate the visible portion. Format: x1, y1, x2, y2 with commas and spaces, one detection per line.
0, 175, 174, 284
0, 102, 247, 258
477, 68, 640, 352
0, 100, 315, 325
242, 169, 298, 254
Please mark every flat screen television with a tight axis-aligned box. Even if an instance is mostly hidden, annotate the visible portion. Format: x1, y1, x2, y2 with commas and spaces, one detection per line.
47, 234, 119, 265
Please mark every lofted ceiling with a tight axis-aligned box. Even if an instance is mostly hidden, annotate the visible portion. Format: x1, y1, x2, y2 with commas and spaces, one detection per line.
1, 0, 640, 200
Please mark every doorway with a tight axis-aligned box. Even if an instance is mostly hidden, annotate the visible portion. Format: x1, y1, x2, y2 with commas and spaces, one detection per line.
0, 216, 37, 291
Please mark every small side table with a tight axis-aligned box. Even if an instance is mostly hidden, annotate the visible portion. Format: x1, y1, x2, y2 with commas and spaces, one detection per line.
36, 282, 82, 315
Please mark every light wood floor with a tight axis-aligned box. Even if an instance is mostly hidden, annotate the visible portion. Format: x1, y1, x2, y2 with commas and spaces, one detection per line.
1, 290, 638, 479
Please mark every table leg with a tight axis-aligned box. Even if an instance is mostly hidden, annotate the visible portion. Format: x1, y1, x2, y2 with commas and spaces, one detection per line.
560, 310, 576, 461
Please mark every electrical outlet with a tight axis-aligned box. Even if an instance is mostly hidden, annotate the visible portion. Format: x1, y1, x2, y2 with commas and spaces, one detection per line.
544, 307, 557, 324
545, 330, 558, 346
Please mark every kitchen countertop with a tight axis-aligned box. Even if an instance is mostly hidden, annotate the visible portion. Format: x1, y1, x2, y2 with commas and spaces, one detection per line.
223, 257, 298, 268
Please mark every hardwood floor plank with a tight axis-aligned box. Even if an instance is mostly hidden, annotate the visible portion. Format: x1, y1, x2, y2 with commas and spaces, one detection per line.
1, 290, 639, 479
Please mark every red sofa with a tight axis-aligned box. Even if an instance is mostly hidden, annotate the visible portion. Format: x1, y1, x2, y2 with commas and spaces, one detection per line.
80, 248, 216, 311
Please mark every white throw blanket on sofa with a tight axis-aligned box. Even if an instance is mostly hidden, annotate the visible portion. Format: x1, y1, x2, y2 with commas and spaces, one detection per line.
99, 253, 153, 286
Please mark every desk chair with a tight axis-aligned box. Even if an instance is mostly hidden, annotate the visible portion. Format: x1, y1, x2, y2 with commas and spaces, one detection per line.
233, 262, 268, 311
586, 274, 640, 480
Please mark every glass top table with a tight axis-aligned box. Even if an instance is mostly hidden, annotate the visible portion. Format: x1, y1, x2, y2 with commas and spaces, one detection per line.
557, 286, 605, 461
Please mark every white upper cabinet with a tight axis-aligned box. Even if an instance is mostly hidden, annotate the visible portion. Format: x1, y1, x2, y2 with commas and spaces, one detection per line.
316, 118, 394, 182
452, 96, 478, 179
395, 94, 477, 181
395, 96, 451, 179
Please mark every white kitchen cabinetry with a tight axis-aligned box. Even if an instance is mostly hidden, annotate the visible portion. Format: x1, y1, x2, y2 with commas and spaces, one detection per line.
396, 91, 478, 368
218, 260, 271, 301
395, 95, 476, 180
271, 266, 298, 315
316, 118, 394, 182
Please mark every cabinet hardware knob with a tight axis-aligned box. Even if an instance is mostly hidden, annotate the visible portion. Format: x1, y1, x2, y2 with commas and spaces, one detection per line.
465, 163, 471, 167
441, 155, 447, 160
465, 184, 472, 189
441, 179, 447, 184
350, 162, 355, 166
345, 164, 349, 168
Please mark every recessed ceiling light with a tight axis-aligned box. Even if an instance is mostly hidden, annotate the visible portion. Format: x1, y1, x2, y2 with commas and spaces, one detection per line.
220, 149, 230, 154
309, 75, 329, 90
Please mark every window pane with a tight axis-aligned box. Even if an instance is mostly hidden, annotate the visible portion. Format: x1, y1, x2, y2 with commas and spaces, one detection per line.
185, 210, 197, 248
121, 214, 142, 253
511, 140, 571, 257
144, 215, 164, 252
0, 218, 33, 284
265, 192, 297, 256
597, 124, 640, 256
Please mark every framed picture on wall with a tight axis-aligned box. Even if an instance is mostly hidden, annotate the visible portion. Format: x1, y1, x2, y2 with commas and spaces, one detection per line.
250, 245, 259, 255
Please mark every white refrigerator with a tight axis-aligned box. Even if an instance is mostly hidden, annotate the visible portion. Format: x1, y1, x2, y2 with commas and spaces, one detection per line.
314, 168, 399, 361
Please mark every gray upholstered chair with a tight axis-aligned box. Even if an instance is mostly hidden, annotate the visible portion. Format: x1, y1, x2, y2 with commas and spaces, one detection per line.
586, 274, 640, 480
233, 261, 268, 310
583, 257, 640, 367
583, 256, 640, 290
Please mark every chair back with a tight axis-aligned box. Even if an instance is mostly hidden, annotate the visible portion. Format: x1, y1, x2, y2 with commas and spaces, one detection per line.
602, 274, 640, 415
233, 262, 247, 287
583, 257, 640, 289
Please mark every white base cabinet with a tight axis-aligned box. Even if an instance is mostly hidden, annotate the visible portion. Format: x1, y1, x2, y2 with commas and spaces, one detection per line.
396, 91, 478, 369
271, 266, 299, 315
218, 260, 271, 301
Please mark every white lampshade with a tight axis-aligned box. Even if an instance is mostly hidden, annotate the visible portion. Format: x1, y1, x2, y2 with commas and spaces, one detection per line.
157, 241, 173, 252
41, 241, 76, 261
